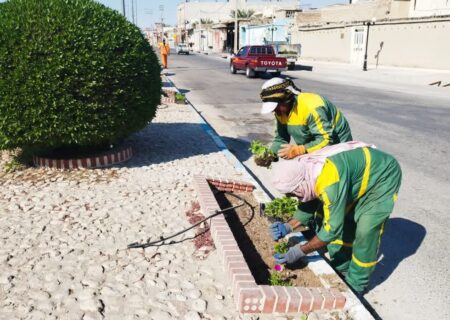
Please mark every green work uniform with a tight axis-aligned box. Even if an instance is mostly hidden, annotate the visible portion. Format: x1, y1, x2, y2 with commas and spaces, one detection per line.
271, 93, 353, 154
293, 147, 402, 292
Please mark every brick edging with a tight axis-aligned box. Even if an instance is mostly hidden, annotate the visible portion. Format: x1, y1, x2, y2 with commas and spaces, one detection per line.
33, 146, 133, 169
193, 174, 346, 315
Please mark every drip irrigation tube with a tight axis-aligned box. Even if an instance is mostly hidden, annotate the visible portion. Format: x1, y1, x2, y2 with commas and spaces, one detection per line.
127, 192, 248, 249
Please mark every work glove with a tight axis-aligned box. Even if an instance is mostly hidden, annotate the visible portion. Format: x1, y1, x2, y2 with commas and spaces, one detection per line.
278, 144, 306, 159
274, 245, 306, 264
270, 222, 292, 241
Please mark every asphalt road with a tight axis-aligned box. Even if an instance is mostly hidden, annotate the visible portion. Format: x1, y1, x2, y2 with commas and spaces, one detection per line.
165, 51, 450, 320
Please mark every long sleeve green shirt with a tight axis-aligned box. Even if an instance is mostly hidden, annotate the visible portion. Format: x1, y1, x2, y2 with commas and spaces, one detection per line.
270, 93, 353, 154
294, 147, 401, 243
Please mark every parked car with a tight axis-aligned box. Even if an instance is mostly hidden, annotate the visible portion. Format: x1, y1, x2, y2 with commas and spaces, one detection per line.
229, 45, 287, 78
265, 42, 301, 71
176, 43, 190, 55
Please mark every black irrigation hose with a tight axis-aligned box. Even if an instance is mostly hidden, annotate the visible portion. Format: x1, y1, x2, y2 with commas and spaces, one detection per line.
127, 192, 249, 249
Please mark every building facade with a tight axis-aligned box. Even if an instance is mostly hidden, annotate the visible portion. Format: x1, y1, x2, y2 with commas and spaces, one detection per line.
291, 0, 450, 70
177, 0, 299, 52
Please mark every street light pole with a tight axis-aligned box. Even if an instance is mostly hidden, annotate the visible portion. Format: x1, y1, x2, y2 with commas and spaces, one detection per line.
363, 19, 375, 71
122, 0, 126, 16
233, 0, 238, 53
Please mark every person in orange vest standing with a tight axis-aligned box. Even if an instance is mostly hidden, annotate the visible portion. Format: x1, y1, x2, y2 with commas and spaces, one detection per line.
158, 39, 170, 69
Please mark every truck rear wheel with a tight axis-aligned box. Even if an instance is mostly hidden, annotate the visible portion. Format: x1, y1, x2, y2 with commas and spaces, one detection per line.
230, 64, 236, 74
246, 66, 255, 78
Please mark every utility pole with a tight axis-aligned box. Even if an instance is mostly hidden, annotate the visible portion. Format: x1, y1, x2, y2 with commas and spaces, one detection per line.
159, 4, 164, 42
363, 18, 376, 71
134, 0, 138, 25
122, 0, 126, 16
131, 0, 135, 24
233, 0, 238, 53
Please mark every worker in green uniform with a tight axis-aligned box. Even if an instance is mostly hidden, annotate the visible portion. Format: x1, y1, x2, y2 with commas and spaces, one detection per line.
259, 77, 353, 161
269, 141, 402, 293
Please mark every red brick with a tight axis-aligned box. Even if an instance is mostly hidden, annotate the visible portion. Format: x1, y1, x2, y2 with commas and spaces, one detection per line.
319, 288, 335, 310
330, 288, 346, 309
235, 281, 258, 294
309, 288, 324, 310
232, 274, 255, 290
274, 286, 289, 313
260, 285, 277, 313
285, 286, 302, 313
225, 255, 246, 266
228, 261, 247, 268
297, 287, 313, 312
239, 288, 264, 313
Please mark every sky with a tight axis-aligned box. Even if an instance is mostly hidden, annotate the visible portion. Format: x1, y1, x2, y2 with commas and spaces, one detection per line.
96, 0, 349, 29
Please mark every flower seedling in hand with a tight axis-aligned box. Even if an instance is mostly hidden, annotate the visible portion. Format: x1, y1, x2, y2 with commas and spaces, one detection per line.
249, 140, 276, 167
274, 240, 289, 254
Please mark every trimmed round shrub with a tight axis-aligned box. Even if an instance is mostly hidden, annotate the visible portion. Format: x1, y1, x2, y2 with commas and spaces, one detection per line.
0, 0, 161, 154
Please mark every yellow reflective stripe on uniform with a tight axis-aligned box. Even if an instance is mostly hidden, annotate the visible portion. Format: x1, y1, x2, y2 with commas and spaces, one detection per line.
321, 191, 332, 232
352, 254, 377, 268
357, 148, 371, 199
333, 110, 341, 128
306, 108, 330, 152
378, 221, 386, 248
330, 239, 353, 247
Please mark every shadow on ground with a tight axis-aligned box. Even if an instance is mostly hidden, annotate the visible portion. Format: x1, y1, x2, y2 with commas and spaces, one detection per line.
369, 217, 426, 290
120, 122, 220, 168
293, 64, 314, 71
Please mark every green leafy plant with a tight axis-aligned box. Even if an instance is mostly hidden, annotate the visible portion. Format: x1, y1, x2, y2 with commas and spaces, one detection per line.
3, 158, 24, 173
274, 241, 289, 254
249, 140, 276, 167
175, 92, 185, 103
264, 196, 298, 221
269, 271, 293, 286
0, 0, 161, 156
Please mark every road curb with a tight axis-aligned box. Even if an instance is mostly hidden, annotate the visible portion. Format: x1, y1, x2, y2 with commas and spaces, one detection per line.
161, 73, 374, 319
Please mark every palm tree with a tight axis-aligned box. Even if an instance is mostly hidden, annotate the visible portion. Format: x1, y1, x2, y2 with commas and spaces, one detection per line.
200, 18, 213, 25
229, 9, 255, 19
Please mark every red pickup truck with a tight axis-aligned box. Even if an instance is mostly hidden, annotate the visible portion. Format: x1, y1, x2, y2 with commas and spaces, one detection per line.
230, 45, 287, 78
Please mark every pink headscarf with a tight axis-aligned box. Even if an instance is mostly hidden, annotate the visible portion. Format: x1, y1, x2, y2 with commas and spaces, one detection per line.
271, 141, 375, 202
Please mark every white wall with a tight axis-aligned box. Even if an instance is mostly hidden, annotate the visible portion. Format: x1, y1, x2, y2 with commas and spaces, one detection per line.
410, 0, 450, 17
368, 19, 450, 69
295, 18, 450, 70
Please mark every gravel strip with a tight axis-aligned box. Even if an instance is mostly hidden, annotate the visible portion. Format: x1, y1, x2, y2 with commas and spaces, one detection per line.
0, 104, 247, 320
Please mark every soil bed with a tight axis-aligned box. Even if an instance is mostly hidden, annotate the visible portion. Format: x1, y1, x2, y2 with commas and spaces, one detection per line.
214, 189, 323, 288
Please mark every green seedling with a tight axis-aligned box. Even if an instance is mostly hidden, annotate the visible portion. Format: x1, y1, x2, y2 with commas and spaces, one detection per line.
249, 140, 276, 167
175, 92, 185, 102
3, 157, 25, 173
264, 196, 298, 221
274, 241, 289, 254
269, 271, 293, 286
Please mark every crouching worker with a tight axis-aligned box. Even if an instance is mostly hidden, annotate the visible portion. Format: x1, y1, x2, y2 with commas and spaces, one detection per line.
259, 77, 352, 163
269, 141, 402, 293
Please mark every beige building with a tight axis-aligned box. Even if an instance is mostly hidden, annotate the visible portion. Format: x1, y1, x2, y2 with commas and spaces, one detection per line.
291, 0, 450, 70
177, 0, 299, 52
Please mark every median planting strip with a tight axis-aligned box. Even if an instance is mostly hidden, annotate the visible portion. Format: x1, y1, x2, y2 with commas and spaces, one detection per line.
193, 174, 347, 315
